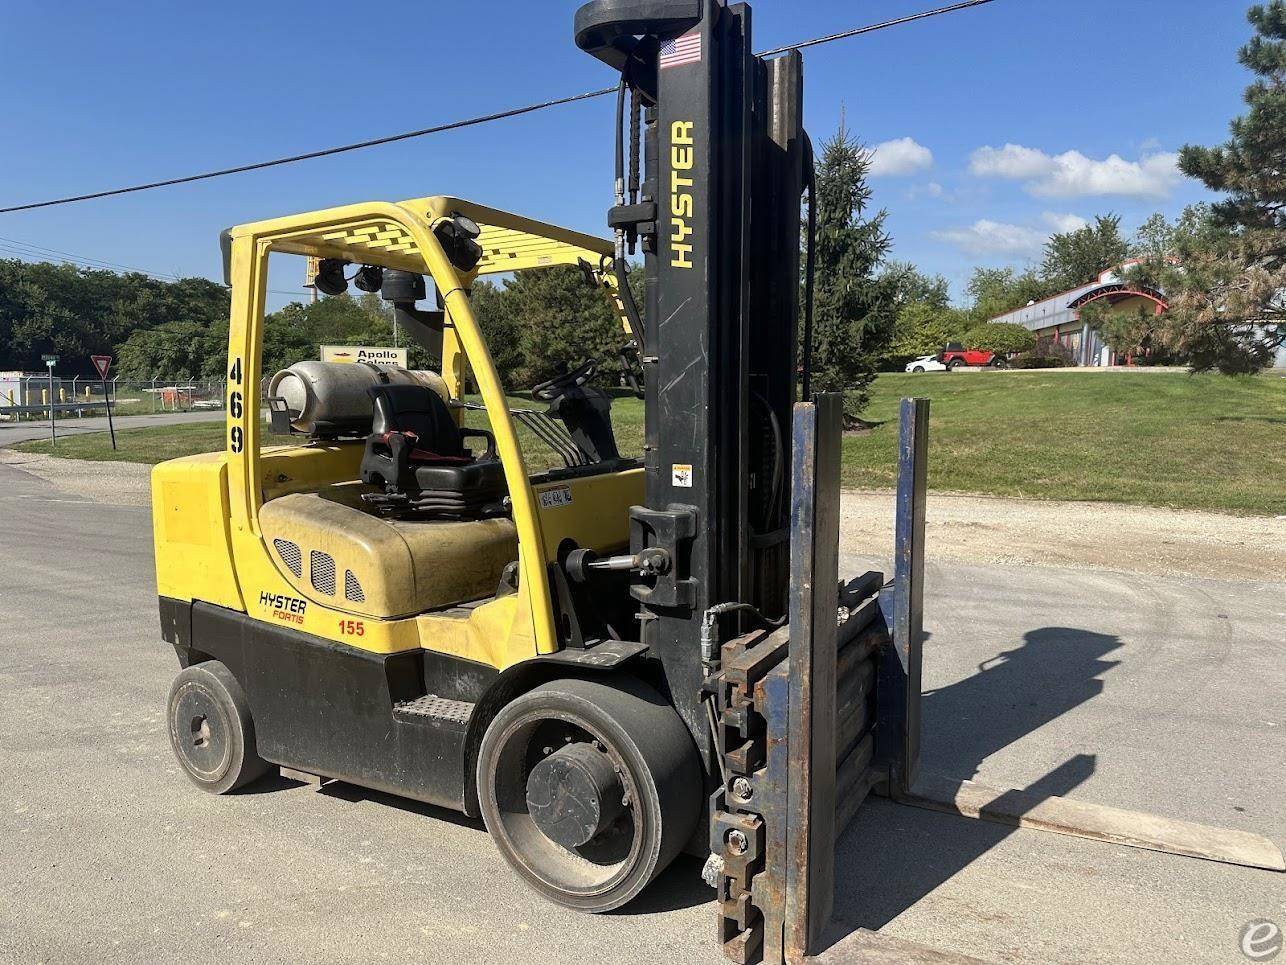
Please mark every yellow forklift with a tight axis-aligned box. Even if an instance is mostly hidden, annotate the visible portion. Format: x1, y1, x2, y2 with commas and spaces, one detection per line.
153, 3, 907, 956
153, 3, 1283, 961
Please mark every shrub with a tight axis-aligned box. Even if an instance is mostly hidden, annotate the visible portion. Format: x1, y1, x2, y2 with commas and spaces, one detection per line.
1011, 353, 1072, 369
1011, 336, 1077, 368
961, 321, 1036, 356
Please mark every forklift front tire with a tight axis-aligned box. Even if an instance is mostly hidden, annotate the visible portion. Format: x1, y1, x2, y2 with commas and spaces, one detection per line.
476, 676, 701, 913
167, 661, 270, 794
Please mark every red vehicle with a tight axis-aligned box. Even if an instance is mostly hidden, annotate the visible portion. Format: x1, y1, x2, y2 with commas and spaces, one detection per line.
939, 342, 1006, 369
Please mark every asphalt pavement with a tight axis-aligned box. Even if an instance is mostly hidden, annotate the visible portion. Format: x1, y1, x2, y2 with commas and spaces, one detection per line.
1, 458, 1282, 964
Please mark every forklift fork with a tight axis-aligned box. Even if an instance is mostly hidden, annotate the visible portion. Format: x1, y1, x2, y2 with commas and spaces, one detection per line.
709, 394, 923, 963
711, 395, 1282, 965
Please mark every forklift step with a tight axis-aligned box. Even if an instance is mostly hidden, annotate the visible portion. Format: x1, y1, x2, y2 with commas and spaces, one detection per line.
393, 695, 475, 726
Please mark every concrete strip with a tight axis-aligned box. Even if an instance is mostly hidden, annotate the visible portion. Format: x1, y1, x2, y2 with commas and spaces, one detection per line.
809, 928, 991, 964
894, 772, 1285, 872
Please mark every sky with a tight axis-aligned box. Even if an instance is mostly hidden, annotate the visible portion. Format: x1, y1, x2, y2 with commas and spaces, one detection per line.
0, 0, 1256, 306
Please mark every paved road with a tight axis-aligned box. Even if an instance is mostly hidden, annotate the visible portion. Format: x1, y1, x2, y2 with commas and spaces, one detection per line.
1, 459, 1282, 964
0, 409, 224, 446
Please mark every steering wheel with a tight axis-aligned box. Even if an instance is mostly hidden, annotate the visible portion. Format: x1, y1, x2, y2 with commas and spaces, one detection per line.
532, 359, 597, 402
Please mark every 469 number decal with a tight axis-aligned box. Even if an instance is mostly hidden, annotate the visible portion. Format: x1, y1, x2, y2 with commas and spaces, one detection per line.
229, 356, 244, 453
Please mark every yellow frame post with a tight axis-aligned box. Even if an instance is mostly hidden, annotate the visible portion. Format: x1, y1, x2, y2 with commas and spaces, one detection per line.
222, 197, 618, 654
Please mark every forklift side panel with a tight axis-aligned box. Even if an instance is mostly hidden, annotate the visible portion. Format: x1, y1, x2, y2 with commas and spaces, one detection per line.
151, 452, 243, 611
185, 601, 475, 811
531, 467, 642, 562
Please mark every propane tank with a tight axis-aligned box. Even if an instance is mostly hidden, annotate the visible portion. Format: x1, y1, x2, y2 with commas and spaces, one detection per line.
267, 361, 449, 435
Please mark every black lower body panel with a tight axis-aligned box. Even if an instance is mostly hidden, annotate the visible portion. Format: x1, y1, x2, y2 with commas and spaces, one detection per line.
163, 598, 495, 813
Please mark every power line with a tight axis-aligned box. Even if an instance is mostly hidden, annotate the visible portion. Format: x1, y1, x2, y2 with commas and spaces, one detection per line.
0, 237, 304, 296
0, 235, 181, 279
0, 0, 997, 216
757, 0, 996, 56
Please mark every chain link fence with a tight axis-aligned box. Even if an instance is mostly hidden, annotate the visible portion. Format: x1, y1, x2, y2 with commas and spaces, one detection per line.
0, 375, 229, 421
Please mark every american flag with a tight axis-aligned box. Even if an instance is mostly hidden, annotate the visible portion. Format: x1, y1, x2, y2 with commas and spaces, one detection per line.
659, 29, 701, 70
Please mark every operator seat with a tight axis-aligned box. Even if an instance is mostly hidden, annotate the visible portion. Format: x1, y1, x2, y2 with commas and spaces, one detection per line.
359, 383, 507, 519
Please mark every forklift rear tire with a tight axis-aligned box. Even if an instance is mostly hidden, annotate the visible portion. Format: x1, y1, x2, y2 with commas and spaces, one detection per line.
476, 676, 701, 913
167, 661, 270, 794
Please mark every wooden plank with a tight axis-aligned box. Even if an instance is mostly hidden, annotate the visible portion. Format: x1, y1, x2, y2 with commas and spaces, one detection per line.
807, 928, 991, 964
896, 772, 1286, 872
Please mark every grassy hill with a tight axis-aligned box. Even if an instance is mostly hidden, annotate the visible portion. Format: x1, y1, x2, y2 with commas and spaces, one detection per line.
12, 371, 1285, 515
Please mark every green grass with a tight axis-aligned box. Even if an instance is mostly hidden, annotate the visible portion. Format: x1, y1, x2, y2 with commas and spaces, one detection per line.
846, 371, 1286, 515
15, 420, 230, 464
12, 372, 1286, 515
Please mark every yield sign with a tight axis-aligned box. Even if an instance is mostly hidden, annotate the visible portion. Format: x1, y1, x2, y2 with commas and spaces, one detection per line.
91, 355, 112, 379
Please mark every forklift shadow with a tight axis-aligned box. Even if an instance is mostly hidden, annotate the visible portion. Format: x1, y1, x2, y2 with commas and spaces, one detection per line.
825, 626, 1122, 942
313, 781, 491, 834
918, 626, 1121, 780
614, 854, 716, 915
243, 774, 717, 913
237, 772, 490, 834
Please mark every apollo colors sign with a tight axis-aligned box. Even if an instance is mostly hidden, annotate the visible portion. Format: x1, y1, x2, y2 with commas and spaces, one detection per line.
320, 345, 408, 368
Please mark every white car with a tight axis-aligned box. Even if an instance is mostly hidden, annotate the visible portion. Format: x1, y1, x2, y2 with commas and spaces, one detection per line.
905, 355, 948, 373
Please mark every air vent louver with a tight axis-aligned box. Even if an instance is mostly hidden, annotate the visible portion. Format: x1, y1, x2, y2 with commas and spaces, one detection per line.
345, 569, 365, 603
273, 539, 302, 577
310, 550, 336, 595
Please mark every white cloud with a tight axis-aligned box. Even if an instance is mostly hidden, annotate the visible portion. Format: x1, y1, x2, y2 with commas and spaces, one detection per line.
931, 220, 1048, 256
869, 137, 934, 177
906, 181, 947, 201
969, 143, 1181, 199
932, 211, 1087, 256
1041, 211, 1089, 234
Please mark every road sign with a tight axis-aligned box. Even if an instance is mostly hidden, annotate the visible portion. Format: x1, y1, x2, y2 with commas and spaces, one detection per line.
90, 355, 118, 450
42, 354, 58, 366
321, 345, 408, 368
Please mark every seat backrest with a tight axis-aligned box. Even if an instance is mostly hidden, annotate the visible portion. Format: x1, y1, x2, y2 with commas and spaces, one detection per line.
368, 384, 466, 458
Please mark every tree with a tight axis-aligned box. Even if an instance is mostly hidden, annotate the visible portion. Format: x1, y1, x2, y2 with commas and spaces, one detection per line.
887, 302, 968, 361
965, 265, 1048, 323
497, 265, 628, 389
878, 261, 951, 311
960, 321, 1035, 356
806, 123, 891, 421
1040, 215, 1129, 293
468, 279, 523, 387
0, 259, 229, 375
116, 319, 228, 379
1161, 1, 1286, 373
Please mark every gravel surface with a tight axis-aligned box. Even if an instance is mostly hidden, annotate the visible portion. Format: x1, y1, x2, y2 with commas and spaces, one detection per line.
842, 490, 1286, 582
1, 457, 1282, 964
5, 450, 1282, 580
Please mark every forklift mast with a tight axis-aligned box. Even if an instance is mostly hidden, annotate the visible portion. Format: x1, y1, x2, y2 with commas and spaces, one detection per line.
575, 0, 807, 752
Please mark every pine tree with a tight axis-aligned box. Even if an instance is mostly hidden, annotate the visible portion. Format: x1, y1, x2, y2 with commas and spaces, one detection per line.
807, 122, 891, 422
1163, 1, 1286, 373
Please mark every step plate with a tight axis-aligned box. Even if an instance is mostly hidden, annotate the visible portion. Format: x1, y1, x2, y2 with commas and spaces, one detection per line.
393, 694, 474, 726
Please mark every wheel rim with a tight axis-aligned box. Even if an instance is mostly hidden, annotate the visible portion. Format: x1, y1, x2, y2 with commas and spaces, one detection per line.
484, 709, 645, 899
170, 680, 234, 782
